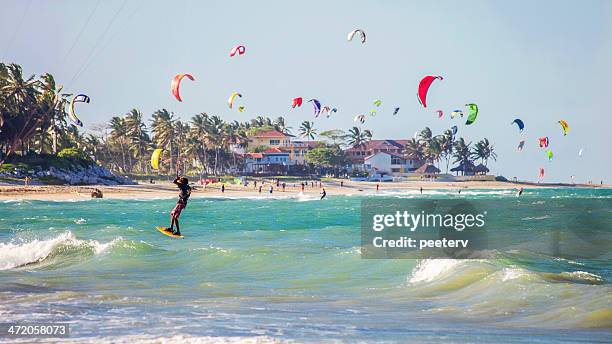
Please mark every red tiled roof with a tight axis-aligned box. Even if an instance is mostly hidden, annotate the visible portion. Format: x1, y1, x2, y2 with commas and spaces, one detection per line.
250, 130, 292, 138
244, 153, 263, 158
346, 139, 409, 152
263, 147, 283, 153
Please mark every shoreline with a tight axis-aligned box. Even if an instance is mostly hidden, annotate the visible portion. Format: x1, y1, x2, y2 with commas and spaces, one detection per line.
1, 180, 609, 201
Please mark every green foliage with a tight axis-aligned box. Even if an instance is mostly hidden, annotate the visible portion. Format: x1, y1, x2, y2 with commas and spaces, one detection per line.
248, 145, 270, 153
57, 147, 88, 160
305, 144, 348, 168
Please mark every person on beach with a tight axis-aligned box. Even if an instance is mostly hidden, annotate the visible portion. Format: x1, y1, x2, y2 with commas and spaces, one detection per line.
340, 181, 343, 187
320, 188, 326, 200
269, 185, 273, 194
282, 182, 286, 192
169, 173, 191, 235
258, 185, 262, 193
420, 187, 423, 194
376, 184, 379, 192
301, 182, 305, 192
221, 184, 225, 193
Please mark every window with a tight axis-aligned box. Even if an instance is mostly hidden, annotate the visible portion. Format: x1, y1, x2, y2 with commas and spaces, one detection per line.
391, 168, 401, 173
270, 139, 280, 145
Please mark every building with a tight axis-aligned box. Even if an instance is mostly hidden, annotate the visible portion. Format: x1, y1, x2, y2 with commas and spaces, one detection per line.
240, 129, 323, 174
346, 139, 410, 164
243, 148, 292, 174
247, 130, 294, 149
363, 151, 418, 175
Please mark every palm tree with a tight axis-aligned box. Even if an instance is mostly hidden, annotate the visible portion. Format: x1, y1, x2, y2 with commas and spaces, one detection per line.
474, 138, 497, 167
344, 126, 371, 148
452, 138, 474, 176
151, 109, 176, 173
124, 109, 150, 173
438, 129, 454, 173
425, 137, 442, 166
299, 121, 317, 141
273, 116, 292, 134
403, 138, 425, 165
109, 116, 130, 172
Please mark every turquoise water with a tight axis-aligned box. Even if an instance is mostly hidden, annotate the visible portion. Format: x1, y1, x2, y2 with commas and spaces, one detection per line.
0, 188, 611, 343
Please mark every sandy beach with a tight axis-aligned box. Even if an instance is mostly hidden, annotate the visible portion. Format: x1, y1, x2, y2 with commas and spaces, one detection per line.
1, 179, 609, 201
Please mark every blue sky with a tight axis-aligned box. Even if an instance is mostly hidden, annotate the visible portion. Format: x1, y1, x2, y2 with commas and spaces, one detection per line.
2, 0, 611, 182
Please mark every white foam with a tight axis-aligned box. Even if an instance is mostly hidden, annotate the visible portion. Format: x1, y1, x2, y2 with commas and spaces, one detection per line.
0, 231, 121, 270
408, 259, 462, 283
67, 334, 288, 344
502, 267, 527, 281
75, 218, 87, 224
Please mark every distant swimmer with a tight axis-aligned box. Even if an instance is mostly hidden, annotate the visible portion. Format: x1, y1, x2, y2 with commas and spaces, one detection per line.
517, 187, 524, 197
458, 189, 461, 194
320, 188, 327, 200
169, 173, 191, 236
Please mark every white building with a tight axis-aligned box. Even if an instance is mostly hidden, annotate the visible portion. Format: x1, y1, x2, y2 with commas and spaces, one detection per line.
363, 151, 418, 176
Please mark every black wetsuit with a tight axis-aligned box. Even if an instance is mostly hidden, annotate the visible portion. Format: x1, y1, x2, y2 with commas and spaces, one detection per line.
320, 190, 326, 200
174, 178, 191, 206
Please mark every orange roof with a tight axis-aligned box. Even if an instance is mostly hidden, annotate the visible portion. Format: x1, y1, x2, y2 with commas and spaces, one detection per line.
250, 130, 292, 138
244, 153, 263, 158
263, 147, 283, 153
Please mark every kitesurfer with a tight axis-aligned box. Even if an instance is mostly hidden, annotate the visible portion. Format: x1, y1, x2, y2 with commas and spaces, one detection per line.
169, 173, 191, 236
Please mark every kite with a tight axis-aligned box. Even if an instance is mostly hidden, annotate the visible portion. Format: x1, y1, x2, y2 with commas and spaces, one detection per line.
238, 106, 245, 112
369, 109, 377, 116
538, 137, 549, 148
151, 149, 163, 170
558, 120, 569, 136
228, 92, 242, 109
171, 74, 194, 102
68, 94, 89, 127
578, 148, 583, 157
393, 107, 400, 115
539, 167, 545, 180
347, 29, 366, 43
417, 75, 443, 108
308, 99, 321, 117
327, 108, 337, 118
436, 110, 443, 118
451, 110, 463, 118
512, 119, 525, 132
517, 140, 525, 152
546, 150, 554, 161
451, 125, 458, 136
354, 114, 366, 124
321, 106, 331, 117
373, 99, 382, 107
291, 97, 303, 108
229, 45, 246, 57
465, 103, 479, 125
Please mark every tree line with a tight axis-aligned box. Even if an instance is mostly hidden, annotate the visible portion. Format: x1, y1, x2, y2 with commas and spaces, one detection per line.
1, 62, 496, 176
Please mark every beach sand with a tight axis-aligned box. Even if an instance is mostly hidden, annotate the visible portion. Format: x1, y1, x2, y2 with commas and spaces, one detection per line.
0, 179, 609, 201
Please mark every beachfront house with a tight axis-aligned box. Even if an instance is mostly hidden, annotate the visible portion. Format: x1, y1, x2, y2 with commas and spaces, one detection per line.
363, 151, 418, 176
240, 130, 322, 174
346, 140, 423, 176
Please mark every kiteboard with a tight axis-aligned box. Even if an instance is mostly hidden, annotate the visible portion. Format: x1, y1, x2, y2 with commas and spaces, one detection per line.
156, 226, 184, 239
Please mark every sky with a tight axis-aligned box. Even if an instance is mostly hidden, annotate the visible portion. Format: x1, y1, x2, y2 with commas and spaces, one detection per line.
1, 0, 611, 182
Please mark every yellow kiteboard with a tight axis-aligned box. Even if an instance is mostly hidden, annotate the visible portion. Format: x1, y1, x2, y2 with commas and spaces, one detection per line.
156, 226, 184, 239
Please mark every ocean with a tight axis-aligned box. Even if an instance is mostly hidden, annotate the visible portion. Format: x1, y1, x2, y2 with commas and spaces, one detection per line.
0, 188, 610, 343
